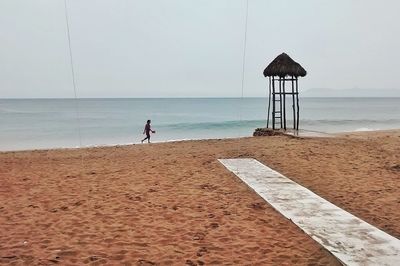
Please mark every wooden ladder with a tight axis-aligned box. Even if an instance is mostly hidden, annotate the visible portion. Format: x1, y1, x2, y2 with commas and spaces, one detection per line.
272, 93, 283, 129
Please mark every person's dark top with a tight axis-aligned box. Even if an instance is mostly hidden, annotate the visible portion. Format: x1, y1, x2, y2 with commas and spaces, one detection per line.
145, 124, 151, 135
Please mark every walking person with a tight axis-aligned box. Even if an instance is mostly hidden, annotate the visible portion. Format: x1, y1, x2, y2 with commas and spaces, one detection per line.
141, 120, 155, 143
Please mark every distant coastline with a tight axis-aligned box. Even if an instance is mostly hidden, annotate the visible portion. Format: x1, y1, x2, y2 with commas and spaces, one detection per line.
302, 88, 400, 98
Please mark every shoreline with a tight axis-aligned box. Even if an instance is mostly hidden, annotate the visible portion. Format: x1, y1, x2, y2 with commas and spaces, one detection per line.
2, 128, 399, 154
0, 135, 248, 154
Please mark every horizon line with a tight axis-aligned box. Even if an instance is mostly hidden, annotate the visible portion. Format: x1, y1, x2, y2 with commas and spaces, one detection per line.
1, 96, 400, 100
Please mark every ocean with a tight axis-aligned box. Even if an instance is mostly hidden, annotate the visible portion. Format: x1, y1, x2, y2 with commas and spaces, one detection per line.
0, 97, 399, 151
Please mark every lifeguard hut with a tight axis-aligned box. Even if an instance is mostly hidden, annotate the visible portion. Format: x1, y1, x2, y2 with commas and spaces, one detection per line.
263, 53, 307, 130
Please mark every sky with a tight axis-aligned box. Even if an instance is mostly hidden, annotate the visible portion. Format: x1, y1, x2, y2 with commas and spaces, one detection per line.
1, 0, 400, 98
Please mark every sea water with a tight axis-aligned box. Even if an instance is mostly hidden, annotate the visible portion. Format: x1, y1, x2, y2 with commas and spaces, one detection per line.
0, 98, 399, 151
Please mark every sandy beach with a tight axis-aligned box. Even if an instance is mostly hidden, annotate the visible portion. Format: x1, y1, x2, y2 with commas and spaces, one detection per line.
1, 130, 399, 265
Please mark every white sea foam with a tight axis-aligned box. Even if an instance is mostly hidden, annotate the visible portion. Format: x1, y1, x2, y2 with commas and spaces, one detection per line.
353, 127, 379, 132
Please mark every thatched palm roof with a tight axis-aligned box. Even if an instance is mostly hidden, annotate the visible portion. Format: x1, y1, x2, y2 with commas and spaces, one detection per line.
263, 53, 307, 77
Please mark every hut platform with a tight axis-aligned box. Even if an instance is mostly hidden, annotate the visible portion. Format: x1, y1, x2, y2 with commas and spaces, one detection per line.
253, 128, 334, 138
219, 158, 400, 266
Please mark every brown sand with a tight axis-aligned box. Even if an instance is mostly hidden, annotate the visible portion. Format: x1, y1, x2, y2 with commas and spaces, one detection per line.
0, 130, 399, 265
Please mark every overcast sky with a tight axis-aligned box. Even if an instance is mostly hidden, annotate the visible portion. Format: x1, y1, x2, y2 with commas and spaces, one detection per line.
1, 0, 400, 98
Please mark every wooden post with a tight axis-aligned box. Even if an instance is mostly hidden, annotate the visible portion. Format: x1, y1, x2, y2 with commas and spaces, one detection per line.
267, 77, 271, 128
291, 76, 296, 129
282, 77, 286, 130
272, 76, 275, 130
295, 77, 300, 130
279, 77, 283, 128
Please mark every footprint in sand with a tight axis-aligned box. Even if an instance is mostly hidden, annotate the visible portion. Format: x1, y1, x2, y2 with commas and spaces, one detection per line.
250, 202, 266, 210
185, 260, 197, 266
193, 232, 206, 241
83, 255, 107, 264
196, 246, 208, 257
137, 259, 156, 265
73, 200, 84, 206
185, 260, 204, 266
199, 184, 217, 190
207, 222, 219, 229
390, 164, 400, 171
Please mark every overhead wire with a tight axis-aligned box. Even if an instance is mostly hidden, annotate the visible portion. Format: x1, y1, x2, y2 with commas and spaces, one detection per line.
240, 0, 249, 101
237, 0, 249, 158
63, 0, 85, 172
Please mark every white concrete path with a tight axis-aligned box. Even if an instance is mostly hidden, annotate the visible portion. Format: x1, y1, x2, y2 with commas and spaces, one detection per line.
219, 158, 400, 266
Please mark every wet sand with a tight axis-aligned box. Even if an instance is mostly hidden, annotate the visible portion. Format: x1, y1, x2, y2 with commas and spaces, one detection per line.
1, 130, 399, 265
